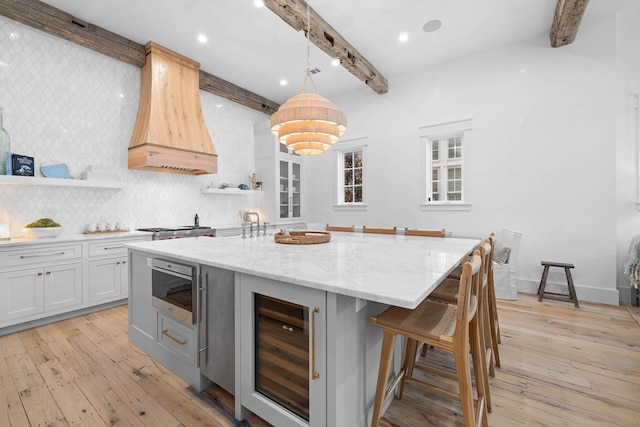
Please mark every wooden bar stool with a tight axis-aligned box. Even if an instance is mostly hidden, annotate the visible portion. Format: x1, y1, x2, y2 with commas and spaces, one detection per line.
369, 252, 488, 427
537, 261, 579, 308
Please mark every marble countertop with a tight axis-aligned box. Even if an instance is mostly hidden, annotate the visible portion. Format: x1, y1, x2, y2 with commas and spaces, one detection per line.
127, 233, 480, 309
0, 230, 152, 248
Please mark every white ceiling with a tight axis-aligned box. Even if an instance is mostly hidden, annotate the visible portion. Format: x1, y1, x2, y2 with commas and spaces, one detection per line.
38, 0, 639, 105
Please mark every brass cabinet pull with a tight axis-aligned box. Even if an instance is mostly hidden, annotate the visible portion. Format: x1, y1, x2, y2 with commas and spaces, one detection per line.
46, 271, 51, 275
162, 329, 187, 345
20, 251, 65, 259
311, 306, 320, 380
37, 272, 43, 276
104, 245, 124, 250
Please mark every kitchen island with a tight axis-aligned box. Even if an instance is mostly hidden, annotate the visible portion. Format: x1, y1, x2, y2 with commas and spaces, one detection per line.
126, 232, 480, 427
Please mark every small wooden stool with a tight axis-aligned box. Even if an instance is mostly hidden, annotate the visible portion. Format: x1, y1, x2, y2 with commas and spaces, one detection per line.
537, 261, 579, 308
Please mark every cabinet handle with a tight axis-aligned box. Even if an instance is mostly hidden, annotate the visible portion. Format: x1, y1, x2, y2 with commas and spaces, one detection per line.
311, 306, 320, 380
46, 271, 51, 275
122, 260, 126, 264
162, 329, 187, 345
116, 261, 121, 265
20, 251, 65, 259
37, 272, 43, 276
104, 245, 124, 250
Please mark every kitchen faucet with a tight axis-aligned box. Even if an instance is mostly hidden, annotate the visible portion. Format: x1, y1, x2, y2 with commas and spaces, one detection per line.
242, 211, 260, 238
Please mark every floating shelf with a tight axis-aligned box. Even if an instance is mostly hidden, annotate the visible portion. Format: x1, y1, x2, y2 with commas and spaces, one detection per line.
0, 175, 127, 189
201, 188, 264, 195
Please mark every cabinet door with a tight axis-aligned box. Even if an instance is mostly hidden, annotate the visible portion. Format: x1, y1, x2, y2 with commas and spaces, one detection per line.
0, 267, 45, 322
44, 262, 83, 311
88, 258, 121, 302
119, 258, 129, 296
279, 159, 302, 220
240, 274, 326, 427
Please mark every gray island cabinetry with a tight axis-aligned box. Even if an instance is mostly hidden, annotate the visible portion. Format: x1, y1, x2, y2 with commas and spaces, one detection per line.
126, 233, 479, 427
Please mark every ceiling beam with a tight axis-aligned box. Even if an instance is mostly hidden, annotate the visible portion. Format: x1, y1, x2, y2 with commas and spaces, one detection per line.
264, 0, 388, 95
0, 0, 280, 114
550, 0, 589, 48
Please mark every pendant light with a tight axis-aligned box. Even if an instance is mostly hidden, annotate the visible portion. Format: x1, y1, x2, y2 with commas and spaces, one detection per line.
270, 1, 346, 155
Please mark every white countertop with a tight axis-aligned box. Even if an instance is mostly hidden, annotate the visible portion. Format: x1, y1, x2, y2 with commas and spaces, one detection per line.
126, 233, 480, 309
0, 230, 152, 248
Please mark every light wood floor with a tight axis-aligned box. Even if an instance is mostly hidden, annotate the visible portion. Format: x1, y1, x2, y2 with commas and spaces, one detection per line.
1, 294, 639, 426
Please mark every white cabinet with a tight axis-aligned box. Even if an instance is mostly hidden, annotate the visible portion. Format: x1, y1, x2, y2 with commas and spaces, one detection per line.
0, 244, 83, 325
279, 158, 302, 220
87, 237, 145, 303
239, 273, 326, 427
0, 233, 150, 333
255, 121, 304, 224
88, 257, 128, 302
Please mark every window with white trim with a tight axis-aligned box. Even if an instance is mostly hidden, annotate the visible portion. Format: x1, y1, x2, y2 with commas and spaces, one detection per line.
420, 119, 472, 211
333, 138, 367, 210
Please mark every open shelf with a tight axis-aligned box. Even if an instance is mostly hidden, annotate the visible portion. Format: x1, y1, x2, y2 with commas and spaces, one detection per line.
0, 175, 127, 189
201, 188, 263, 195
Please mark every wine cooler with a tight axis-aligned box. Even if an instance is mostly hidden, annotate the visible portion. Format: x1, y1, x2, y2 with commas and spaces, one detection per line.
255, 294, 312, 421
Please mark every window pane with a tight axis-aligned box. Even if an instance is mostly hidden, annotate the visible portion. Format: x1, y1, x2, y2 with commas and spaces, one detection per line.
354, 150, 363, 168
344, 187, 353, 203
344, 153, 353, 168
354, 186, 362, 202
354, 169, 362, 185
344, 170, 353, 185
432, 142, 439, 161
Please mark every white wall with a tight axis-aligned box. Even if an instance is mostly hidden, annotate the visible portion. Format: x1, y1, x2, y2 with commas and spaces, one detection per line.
305, 11, 632, 305
615, 10, 640, 304
0, 16, 269, 236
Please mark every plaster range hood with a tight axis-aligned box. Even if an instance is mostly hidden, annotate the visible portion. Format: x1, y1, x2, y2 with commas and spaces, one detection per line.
128, 42, 217, 175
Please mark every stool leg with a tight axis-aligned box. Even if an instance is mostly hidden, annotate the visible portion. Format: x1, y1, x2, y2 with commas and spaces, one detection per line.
565, 268, 579, 308
371, 331, 396, 427
537, 266, 550, 302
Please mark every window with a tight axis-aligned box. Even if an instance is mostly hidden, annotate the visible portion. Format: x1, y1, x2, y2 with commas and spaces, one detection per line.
420, 119, 472, 211
334, 138, 367, 210
343, 150, 363, 203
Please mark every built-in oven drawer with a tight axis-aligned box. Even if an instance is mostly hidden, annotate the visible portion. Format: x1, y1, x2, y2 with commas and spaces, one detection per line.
157, 313, 195, 363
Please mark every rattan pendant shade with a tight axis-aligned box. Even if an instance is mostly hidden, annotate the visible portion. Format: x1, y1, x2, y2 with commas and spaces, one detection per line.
270, 87, 346, 155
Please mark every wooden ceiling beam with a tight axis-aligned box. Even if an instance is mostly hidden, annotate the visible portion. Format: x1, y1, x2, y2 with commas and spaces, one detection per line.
0, 0, 280, 114
550, 0, 589, 48
264, 0, 388, 95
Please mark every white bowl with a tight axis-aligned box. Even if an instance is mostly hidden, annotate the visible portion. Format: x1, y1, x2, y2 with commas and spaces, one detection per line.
23, 227, 63, 238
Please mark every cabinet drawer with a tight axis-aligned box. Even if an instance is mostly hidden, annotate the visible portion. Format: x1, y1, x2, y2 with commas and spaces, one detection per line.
89, 238, 147, 258
157, 313, 195, 363
1, 244, 82, 268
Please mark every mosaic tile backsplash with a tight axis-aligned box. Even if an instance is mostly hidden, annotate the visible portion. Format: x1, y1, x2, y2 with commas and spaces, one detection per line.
0, 16, 268, 236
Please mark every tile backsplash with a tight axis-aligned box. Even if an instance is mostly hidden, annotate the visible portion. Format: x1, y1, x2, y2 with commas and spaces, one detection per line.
0, 16, 268, 236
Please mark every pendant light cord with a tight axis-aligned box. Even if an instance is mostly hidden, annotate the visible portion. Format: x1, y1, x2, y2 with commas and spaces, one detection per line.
301, 0, 317, 94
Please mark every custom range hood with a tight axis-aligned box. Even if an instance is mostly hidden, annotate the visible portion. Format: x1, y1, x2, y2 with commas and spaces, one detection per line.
129, 42, 217, 175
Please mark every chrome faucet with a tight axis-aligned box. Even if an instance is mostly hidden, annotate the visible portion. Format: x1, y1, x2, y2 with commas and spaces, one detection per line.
242, 211, 260, 238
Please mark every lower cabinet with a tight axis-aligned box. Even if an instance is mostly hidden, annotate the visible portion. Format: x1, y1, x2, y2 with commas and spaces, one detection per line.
88, 257, 128, 302
0, 234, 150, 333
239, 273, 326, 427
0, 262, 82, 324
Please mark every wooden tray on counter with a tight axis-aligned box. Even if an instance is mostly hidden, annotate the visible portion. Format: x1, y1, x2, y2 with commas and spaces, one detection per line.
82, 230, 131, 235
274, 231, 331, 245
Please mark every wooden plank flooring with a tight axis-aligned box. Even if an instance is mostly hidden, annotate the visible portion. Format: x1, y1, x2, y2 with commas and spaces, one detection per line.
1, 294, 639, 426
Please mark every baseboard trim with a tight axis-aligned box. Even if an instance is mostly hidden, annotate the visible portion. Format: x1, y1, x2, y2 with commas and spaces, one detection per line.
517, 279, 619, 306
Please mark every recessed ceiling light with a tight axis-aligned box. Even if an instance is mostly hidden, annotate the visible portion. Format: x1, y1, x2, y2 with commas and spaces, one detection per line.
197, 34, 207, 44
422, 20, 442, 33
280, 79, 287, 86
254, 0, 264, 8
398, 33, 409, 43
331, 58, 340, 67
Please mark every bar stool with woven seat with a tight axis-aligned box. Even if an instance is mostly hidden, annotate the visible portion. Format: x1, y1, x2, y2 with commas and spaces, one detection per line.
326, 224, 355, 232
363, 226, 397, 235
404, 227, 446, 237
431, 236, 501, 372
369, 252, 488, 427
